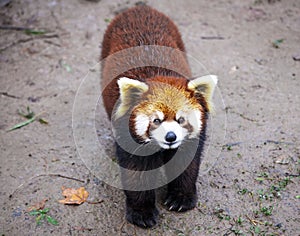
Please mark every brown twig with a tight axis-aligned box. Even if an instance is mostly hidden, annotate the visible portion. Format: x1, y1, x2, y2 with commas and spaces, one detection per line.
285, 173, 299, 177
0, 25, 33, 31
0, 33, 59, 52
46, 174, 85, 183
201, 36, 225, 40
246, 215, 264, 226
0, 92, 21, 99
238, 113, 258, 122
246, 215, 257, 226
226, 107, 259, 122
43, 39, 61, 47
224, 142, 244, 147
86, 199, 104, 204
119, 220, 126, 235
264, 140, 293, 145
9, 173, 85, 198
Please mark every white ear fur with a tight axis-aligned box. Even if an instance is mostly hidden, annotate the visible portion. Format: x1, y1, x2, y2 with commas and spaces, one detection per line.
188, 75, 218, 112
115, 77, 148, 119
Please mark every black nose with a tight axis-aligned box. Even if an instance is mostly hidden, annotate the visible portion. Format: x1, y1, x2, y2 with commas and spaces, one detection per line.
165, 131, 177, 143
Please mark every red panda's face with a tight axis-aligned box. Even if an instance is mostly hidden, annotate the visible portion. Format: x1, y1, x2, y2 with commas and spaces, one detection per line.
115, 75, 217, 150
133, 105, 202, 149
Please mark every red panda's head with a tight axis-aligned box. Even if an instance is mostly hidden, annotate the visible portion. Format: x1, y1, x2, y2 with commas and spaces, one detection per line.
114, 75, 217, 150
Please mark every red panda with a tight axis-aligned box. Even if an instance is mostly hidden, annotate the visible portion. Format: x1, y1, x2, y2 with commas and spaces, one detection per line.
101, 5, 217, 228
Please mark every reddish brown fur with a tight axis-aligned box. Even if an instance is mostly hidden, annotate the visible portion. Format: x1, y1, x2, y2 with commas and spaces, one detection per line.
101, 5, 193, 118
100, 6, 209, 229
135, 78, 204, 118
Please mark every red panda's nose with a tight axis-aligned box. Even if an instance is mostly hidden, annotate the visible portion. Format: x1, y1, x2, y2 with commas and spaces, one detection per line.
165, 131, 177, 143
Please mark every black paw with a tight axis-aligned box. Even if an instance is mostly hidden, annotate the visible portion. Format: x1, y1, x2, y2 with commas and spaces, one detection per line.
164, 193, 197, 212
126, 207, 159, 228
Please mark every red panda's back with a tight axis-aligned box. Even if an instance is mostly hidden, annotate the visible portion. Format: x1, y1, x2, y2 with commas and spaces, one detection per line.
101, 6, 185, 59
101, 6, 191, 118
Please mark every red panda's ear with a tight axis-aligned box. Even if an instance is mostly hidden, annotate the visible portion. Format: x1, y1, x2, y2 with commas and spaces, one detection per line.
115, 77, 149, 119
187, 75, 218, 112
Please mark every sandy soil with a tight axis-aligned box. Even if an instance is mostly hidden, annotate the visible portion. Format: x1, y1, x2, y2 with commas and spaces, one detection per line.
0, 0, 299, 235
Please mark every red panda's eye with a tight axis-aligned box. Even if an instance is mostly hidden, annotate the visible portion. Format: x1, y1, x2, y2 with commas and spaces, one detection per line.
153, 118, 162, 125
177, 117, 185, 124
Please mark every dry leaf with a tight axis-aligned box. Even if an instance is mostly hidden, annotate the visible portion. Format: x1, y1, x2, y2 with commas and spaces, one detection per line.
27, 198, 48, 212
58, 187, 89, 205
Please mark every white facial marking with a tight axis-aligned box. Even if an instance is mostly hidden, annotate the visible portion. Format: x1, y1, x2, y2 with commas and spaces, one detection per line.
156, 111, 164, 121
188, 110, 202, 138
151, 121, 187, 149
176, 110, 186, 121
135, 114, 149, 137
176, 109, 202, 138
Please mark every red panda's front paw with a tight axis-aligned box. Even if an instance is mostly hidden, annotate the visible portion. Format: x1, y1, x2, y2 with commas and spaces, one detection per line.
164, 193, 197, 212
126, 207, 159, 228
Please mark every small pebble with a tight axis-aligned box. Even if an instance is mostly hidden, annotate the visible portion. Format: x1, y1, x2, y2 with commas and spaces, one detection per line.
292, 54, 300, 61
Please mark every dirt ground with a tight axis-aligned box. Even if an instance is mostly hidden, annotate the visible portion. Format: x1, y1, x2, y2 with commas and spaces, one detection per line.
0, 0, 299, 235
